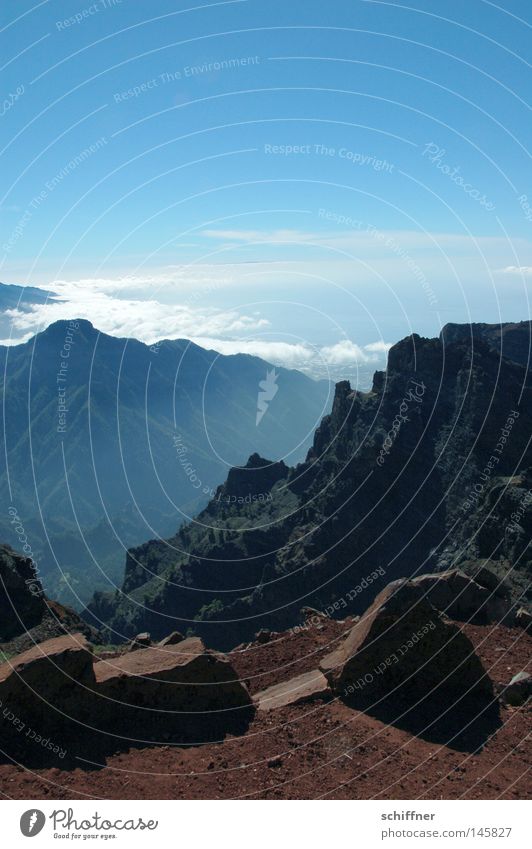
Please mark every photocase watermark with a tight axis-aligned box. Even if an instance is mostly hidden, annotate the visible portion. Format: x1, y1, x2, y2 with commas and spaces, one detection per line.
506, 488, 532, 534
6, 506, 42, 596
376, 378, 426, 465
518, 194, 532, 224
20, 806, 159, 837
114, 56, 261, 102
318, 208, 438, 307
264, 143, 394, 172
173, 433, 274, 504
0, 699, 67, 759
20, 810, 46, 837
173, 433, 216, 497
343, 619, 436, 697
459, 410, 520, 513
256, 368, 279, 425
2, 138, 107, 255
290, 566, 386, 636
1, 84, 24, 118
422, 143, 495, 211
56, 320, 79, 433
55, 0, 122, 30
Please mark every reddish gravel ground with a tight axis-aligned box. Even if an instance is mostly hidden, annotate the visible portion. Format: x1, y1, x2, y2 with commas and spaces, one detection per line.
0, 619, 530, 800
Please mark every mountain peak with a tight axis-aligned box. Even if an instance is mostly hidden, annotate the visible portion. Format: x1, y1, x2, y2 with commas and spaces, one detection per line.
40, 318, 95, 341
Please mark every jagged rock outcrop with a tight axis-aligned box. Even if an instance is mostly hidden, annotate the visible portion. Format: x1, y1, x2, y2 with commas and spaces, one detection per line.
440, 321, 532, 368
410, 569, 514, 624
0, 544, 99, 652
319, 580, 493, 703
87, 324, 532, 649
0, 545, 46, 640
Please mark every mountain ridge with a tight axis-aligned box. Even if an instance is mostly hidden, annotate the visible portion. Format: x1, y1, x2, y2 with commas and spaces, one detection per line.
1, 319, 331, 607
86, 323, 532, 649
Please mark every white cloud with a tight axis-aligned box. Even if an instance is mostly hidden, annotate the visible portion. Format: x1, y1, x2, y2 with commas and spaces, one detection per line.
200, 229, 317, 243
2, 297, 270, 346
364, 340, 394, 354
321, 340, 372, 364
499, 266, 532, 276
190, 336, 391, 371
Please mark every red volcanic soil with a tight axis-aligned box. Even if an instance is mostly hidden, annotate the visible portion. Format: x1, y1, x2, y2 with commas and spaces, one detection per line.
0, 618, 530, 800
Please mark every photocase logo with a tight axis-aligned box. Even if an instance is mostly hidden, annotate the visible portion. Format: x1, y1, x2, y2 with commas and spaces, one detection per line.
256, 368, 279, 425
20, 810, 46, 837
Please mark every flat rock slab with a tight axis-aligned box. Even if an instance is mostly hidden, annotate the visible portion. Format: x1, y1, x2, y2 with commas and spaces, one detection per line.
92, 637, 253, 738
94, 637, 209, 684
254, 670, 330, 711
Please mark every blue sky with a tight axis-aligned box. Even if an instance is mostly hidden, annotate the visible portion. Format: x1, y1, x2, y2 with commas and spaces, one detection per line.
1, 0, 531, 381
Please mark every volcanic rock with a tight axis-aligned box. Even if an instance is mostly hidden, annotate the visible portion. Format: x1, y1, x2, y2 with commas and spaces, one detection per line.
0, 544, 46, 640
515, 607, 532, 630
0, 544, 100, 653
499, 671, 531, 706
128, 632, 151, 651
92, 637, 252, 740
254, 670, 330, 711
319, 579, 492, 703
0, 633, 95, 732
158, 630, 185, 646
411, 569, 512, 624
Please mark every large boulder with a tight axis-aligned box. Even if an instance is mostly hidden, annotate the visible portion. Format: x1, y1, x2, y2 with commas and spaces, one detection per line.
0, 634, 253, 751
158, 630, 184, 646
127, 632, 151, 651
499, 671, 531, 707
320, 580, 492, 704
411, 569, 512, 624
92, 636, 252, 740
0, 633, 95, 732
515, 607, 532, 631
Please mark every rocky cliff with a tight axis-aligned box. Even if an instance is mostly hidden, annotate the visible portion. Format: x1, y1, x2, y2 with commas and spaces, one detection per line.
87, 324, 532, 649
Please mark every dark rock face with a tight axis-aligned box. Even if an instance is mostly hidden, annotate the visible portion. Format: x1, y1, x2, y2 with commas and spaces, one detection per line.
0, 544, 99, 653
158, 631, 184, 646
0, 633, 95, 735
319, 580, 493, 703
499, 671, 531, 706
440, 321, 532, 368
0, 545, 46, 640
222, 454, 288, 501
410, 569, 513, 625
87, 324, 532, 650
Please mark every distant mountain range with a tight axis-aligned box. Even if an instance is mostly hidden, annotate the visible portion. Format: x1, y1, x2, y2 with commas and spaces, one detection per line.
0, 282, 61, 341
1, 320, 331, 606
86, 321, 532, 649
